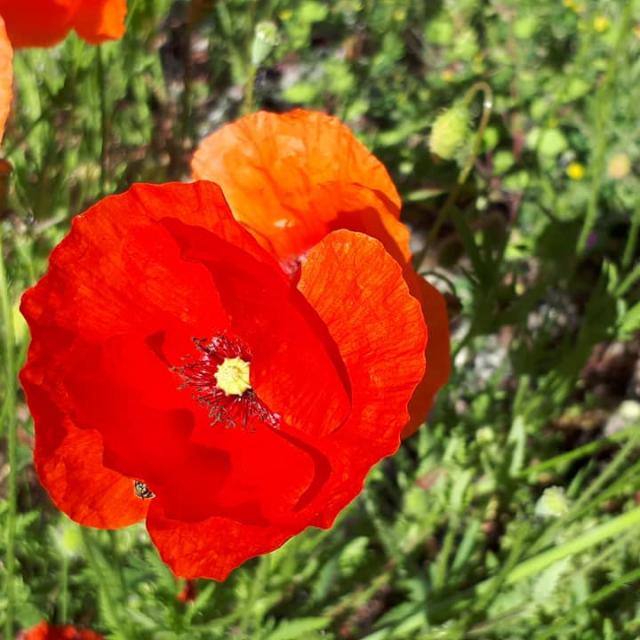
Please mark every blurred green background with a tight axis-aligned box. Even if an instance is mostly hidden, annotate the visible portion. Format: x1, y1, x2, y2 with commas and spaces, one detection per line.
2, 0, 640, 638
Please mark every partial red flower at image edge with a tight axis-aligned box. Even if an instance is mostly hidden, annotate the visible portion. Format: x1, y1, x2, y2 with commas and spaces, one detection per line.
20, 181, 427, 580
19, 621, 103, 640
0, 0, 126, 48
0, 15, 12, 144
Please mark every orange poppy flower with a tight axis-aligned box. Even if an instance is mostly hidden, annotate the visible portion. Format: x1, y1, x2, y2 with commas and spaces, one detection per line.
0, 15, 12, 143
192, 109, 451, 435
19, 622, 103, 640
0, 0, 127, 48
21, 181, 426, 579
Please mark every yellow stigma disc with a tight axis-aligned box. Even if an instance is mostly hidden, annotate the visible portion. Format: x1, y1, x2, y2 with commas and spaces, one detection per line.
214, 357, 251, 396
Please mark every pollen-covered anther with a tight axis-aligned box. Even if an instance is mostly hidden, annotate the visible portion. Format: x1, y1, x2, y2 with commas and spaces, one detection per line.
175, 334, 281, 431
215, 357, 251, 396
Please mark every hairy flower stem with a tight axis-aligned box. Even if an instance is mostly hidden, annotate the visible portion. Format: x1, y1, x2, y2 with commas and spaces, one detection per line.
96, 45, 109, 197
60, 554, 69, 623
577, 3, 633, 254
241, 0, 259, 115
622, 201, 640, 269
0, 228, 17, 640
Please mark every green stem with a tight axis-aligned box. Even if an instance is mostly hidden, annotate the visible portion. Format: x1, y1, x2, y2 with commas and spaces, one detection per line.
60, 554, 69, 623
577, 3, 633, 253
182, 6, 194, 145
96, 46, 109, 197
622, 201, 640, 269
522, 423, 639, 477
0, 226, 17, 640
241, 0, 259, 115
242, 64, 257, 115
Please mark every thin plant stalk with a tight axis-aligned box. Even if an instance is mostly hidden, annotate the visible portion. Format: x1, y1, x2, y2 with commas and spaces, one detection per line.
60, 554, 69, 623
96, 45, 109, 197
0, 226, 17, 640
576, 3, 633, 253
241, 0, 259, 115
622, 202, 640, 269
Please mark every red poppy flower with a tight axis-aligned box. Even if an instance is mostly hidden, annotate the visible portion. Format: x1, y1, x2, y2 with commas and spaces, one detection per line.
19, 621, 103, 640
0, 0, 126, 48
21, 181, 426, 580
0, 16, 12, 143
192, 109, 450, 436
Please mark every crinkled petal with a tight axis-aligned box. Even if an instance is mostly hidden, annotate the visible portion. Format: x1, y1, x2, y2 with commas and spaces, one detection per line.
403, 272, 451, 436
309, 182, 450, 435
0, 17, 12, 143
73, 0, 127, 44
191, 109, 400, 261
148, 230, 426, 579
21, 331, 147, 528
147, 506, 298, 581
160, 216, 351, 439
297, 230, 427, 526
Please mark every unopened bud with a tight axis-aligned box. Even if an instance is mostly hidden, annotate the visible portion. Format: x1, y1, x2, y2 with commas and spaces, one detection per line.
51, 518, 83, 559
429, 103, 470, 161
251, 21, 279, 67
607, 153, 631, 180
535, 486, 570, 519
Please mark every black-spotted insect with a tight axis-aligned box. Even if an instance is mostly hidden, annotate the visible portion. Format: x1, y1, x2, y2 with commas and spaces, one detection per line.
133, 480, 155, 500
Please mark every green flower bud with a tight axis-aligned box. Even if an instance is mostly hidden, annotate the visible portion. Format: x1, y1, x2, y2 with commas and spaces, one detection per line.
51, 518, 83, 559
429, 103, 470, 161
535, 486, 570, 519
251, 21, 280, 67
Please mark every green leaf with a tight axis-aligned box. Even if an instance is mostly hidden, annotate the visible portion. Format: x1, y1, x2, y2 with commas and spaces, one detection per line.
267, 617, 330, 640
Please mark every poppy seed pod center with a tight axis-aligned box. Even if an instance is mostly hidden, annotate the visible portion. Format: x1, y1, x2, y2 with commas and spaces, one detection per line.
215, 357, 251, 396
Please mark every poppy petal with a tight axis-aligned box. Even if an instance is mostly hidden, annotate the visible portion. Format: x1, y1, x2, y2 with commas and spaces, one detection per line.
403, 272, 451, 437
147, 230, 426, 579
147, 505, 298, 581
19, 183, 241, 526
159, 216, 351, 439
296, 230, 427, 526
0, 0, 78, 48
191, 109, 400, 261
309, 182, 450, 436
0, 16, 12, 143
73, 0, 127, 44
21, 336, 147, 528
